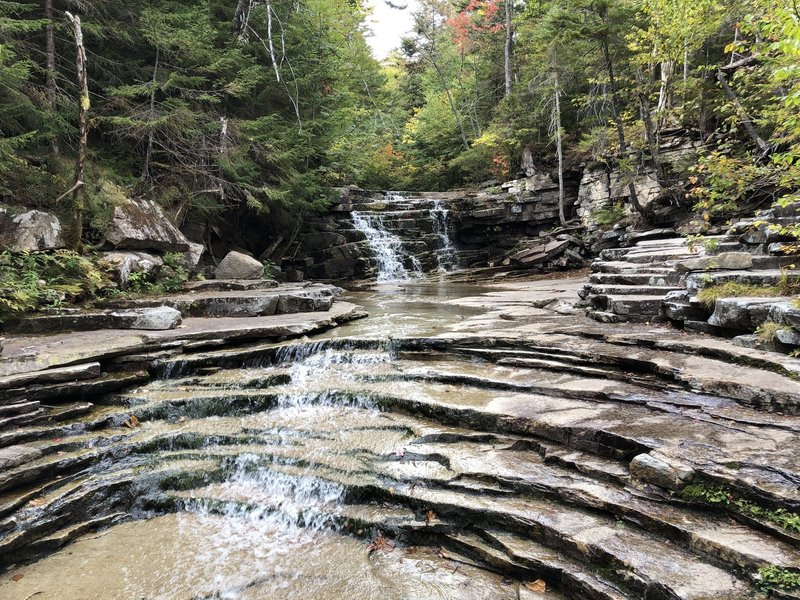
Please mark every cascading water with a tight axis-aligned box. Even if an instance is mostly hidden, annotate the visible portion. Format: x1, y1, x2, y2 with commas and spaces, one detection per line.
430, 199, 459, 272
351, 210, 422, 283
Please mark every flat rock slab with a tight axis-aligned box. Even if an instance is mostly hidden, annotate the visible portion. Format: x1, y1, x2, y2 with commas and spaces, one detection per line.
0, 302, 366, 378
100, 284, 340, 319
181, 279, 280, 292
0, 445, 42, 470
7, 307, 182, 335
0, 362, 101, 391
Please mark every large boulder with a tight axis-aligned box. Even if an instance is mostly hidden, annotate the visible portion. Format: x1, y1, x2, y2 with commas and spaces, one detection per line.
104, 198, 189, 252
215, 251, 264, 280
674, 252, 753, 273
100, 251, 163, 288
0, 210, 65, 251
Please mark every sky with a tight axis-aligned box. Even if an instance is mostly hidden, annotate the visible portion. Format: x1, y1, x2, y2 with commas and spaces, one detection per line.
364, 0, 420, 60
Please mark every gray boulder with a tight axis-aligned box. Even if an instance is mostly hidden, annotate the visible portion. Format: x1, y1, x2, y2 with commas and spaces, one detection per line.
215, 251, 263, 280
110, 307, 182, 330
105, 198, 189, 252
182, 241, 205, 270
630, 452, 695, 491
776, 327, 800, 347
0, 210, 65, 251
707, 297, 777, 331
674, 252, 753, 273
101, 251, 163, 288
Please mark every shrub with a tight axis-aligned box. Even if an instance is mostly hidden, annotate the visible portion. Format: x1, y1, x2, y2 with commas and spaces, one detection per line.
0, 250, 113, 323
593, 202, 627, 226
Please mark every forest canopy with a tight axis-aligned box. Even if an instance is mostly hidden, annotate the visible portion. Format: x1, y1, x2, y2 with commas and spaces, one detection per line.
0, 0, 799, 242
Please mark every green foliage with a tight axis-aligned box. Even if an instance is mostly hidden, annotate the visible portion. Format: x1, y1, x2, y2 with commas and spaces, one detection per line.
262, 259, 279, 281
0, 250, 112, 322
681, 481, 800, 535
685, 235, 720, 255
755, 320, 783, 343
757, 566, 800, 592
125, 252, 189, 295
689, 151, 771, 217
697, 282, 785, 307
593, 203, 627, 226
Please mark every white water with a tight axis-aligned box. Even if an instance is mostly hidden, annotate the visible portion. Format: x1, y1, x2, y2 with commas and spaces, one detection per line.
430, 199, 459, 272
351, 210, 421, 283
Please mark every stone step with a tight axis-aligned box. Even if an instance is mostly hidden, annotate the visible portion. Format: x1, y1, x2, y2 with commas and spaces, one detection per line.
181, 279, 280, 292
102, 288, 337, 319
0, 362, 102, 392
495, 357, 620, 379
0, 370, 149, 413
6, 307, 183, 335
588, 272, 656, 285
443, 531, 630, 600
593, 261, 674, 275
588, 294, 665, 317
584, 284, 682, 296
162, 436, 796, 592
398, 486, 751, 599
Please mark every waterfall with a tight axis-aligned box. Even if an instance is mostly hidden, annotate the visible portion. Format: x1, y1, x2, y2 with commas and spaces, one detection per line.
430, 199, 459, 272
349, 192, 459, 281
351, 211, 421, 283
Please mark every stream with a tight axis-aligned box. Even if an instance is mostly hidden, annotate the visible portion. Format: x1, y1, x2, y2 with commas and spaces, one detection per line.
4, 224, 797, 600
1, 283, 532, 600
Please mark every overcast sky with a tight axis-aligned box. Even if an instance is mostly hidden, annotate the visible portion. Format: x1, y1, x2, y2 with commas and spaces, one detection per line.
364, 0, 420, 60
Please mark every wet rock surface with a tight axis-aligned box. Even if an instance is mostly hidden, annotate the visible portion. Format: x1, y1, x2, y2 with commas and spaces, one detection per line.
1, 279, 799, 599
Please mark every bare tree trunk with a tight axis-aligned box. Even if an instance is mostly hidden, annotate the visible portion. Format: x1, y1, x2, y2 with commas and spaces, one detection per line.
601, 40, 643, 216
66, 12, 88, 251
504, 0, 512, 98
266, 1, 281, 83
637, 73, 666, 186
142, 48, 159, 182
656, 59, 674, 129
716, 69, 770, 154
45, 0, 59, 156
232, 0, 249, 35
553, 75, 566, 226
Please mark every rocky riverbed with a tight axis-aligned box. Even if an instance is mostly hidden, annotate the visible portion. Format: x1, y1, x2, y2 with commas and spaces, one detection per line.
1, 276, 799, 599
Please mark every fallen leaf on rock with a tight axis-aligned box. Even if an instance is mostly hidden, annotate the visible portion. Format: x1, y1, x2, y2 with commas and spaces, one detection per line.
524, 579, 546, 593
11, 574, 23, 582
122, 415, 140, 429
437, 548, 455, 560
367, 532, 396, 554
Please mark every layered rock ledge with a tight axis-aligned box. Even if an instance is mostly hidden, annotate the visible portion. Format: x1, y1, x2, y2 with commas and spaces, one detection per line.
1, 278, 799, 599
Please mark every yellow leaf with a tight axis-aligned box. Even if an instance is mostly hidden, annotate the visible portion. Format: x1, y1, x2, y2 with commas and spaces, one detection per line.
524, 579, 547, 593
